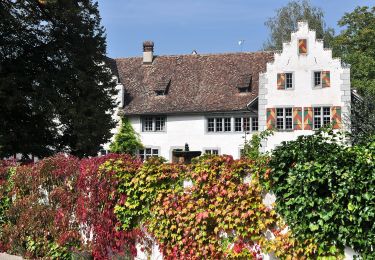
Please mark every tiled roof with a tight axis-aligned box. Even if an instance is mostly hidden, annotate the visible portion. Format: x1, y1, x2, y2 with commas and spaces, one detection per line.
111, 52, 274, 115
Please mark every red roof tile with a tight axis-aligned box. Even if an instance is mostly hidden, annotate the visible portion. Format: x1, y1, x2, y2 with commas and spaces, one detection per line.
112, 51, 274, 115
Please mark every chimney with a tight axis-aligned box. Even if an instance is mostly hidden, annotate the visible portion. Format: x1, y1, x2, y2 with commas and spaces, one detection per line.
143, 41, 154, 64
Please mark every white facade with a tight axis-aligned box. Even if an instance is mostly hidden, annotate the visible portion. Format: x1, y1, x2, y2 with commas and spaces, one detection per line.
129, 113, 257, 161
258, 21, 350, 151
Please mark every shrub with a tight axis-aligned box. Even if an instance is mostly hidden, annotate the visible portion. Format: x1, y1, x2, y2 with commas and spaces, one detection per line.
267, 130, 375, 258
0, 154, 82, 259
109, 117, 143, 155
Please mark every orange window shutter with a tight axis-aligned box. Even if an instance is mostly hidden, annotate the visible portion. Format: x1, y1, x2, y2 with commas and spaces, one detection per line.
277, 73, 285, 90
331, 106, 342, 129
303, 107, 313, 130
298, 39, 307, 54
322, 71, 331, 88
293, 107, 302, 130
266, 108, 276, 129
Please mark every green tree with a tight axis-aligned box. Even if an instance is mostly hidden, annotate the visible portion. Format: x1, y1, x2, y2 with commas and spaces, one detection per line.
350, 92, 375, 145
263, 0, 334, 50
109, 118, 143, 155
332, 6, 375, 95
0, 0, 118, 158
0, 0, 58, 158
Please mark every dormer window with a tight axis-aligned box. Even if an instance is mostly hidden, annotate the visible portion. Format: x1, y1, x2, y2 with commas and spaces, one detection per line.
237, 74, 252, 93
155, 90, 166, 96
154, 78, 170, 96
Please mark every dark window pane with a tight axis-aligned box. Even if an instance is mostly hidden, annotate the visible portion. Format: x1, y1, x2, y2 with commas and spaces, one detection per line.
235, 118, 242, 132
224, 118, 231, 132
216, 118, 223, 132
252, 117, 258, 131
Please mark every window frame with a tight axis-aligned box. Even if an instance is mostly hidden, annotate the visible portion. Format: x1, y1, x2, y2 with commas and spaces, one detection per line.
276, 107, 293, 131
138, 147, 160, 161
141, 116, 166, 132
313, 71, 322, 88
285, 72, 293, 89
313, 106, 331, 129
203, 148, 220, 155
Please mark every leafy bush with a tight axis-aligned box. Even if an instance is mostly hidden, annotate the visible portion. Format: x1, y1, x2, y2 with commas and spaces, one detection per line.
267, 130, 375, 258
0, 154, 82, 258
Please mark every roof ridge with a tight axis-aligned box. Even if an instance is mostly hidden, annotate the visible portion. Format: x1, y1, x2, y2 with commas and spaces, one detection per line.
113, 50, 274, 60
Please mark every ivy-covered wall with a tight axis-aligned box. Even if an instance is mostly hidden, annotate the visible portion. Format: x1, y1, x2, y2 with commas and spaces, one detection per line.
0, 133, 373, 259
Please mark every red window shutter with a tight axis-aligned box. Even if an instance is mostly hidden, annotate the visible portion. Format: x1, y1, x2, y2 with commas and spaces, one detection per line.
277, 73, 285, 90
266, 108, 276, 129
293, 107, 302, 130
331, 106, 342, 129
322, 71, 331, 88
298, 39, 307, 54
303, 107, 313, 130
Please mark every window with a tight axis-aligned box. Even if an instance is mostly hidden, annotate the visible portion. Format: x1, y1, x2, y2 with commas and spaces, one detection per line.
142, 116, 166, 132
235, 118, 242, 132
285, 73, 293, 89
276, 108, 293, 130
313, 107, 331, 129
314, 71, 322, 87
155, 117, 165, 131
224, 118, 231, 132
277, 73, 293, 90
252, 117, 258, 131
207, 117, 231, 132
208, 118, 215, 132
155, 90, 166, 96
143, 117, 153, 131
233, 117, 258, 132
138, 148, 159, 161
204, 149, 219, 155
207, 116, 258, 133
216, 118, 223, 132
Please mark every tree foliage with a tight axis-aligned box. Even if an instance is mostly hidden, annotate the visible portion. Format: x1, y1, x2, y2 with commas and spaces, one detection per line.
266, 130, 375, 258
332, 6, 375, 95
0, 0, 118, 158
109, 117, 143, 155
263, 0, 334, 50
350, 92, 375, 145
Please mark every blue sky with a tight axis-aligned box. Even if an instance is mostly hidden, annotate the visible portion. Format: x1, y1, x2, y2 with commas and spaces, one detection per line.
97, 0, 373, 58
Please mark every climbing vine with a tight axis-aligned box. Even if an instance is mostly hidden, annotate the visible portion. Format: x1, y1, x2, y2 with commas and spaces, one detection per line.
146, 156, 278, 259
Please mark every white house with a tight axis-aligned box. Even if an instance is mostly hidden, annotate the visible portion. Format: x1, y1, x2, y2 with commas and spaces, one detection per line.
106, 22, 350, 161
